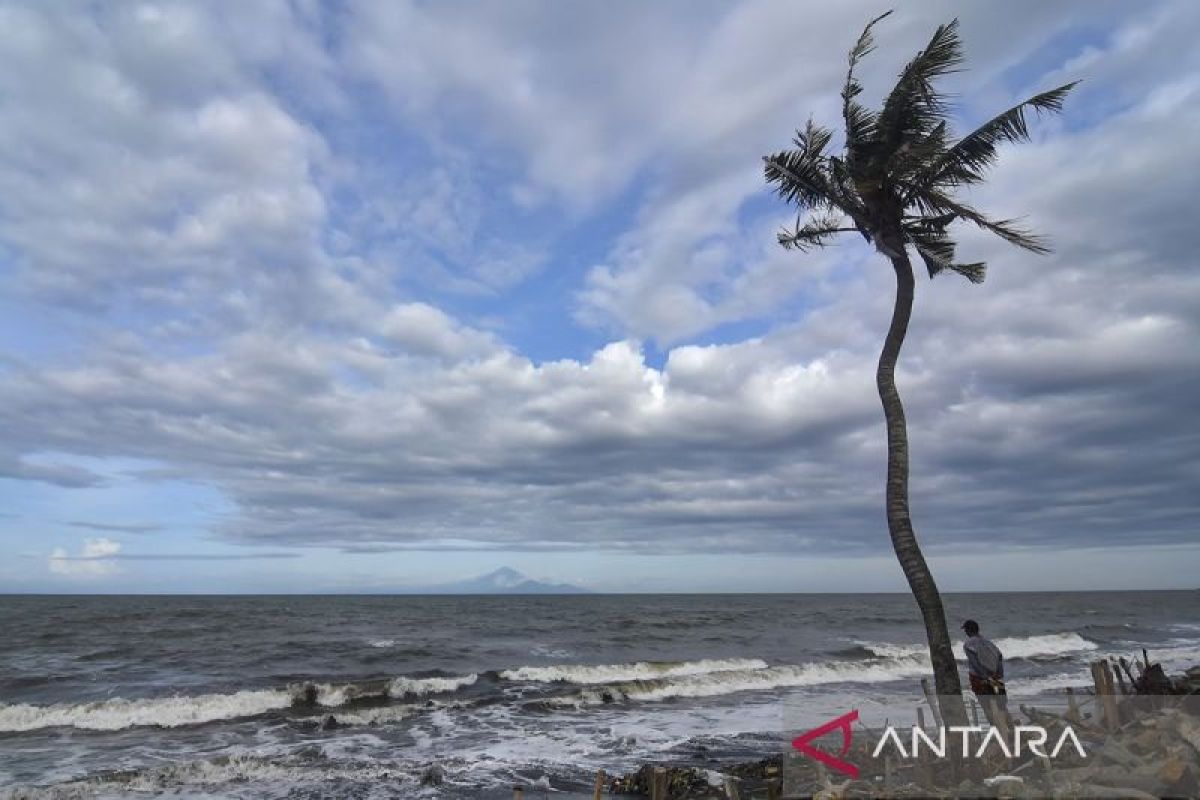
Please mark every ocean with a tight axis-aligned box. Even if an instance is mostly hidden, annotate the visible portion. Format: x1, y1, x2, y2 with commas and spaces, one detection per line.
1, 591, 1197, 798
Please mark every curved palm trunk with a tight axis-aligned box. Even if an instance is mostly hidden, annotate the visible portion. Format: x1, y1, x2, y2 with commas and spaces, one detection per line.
877, 251, 968, 727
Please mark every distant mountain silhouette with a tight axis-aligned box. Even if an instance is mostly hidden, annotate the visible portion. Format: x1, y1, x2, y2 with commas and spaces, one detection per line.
428, 567, 590, 595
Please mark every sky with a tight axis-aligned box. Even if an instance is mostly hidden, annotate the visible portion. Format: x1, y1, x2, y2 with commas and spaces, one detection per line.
1, 1, 1197, 593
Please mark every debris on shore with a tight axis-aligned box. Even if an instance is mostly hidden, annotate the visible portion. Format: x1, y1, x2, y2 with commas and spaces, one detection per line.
606, 654, 1200, 799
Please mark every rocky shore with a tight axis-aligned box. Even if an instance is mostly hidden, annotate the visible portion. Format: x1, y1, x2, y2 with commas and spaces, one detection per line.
608, 660, 1200, 799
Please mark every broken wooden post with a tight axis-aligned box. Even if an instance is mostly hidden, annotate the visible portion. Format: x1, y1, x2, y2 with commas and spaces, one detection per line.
723, 775, 741, 800
592, 769, 605, 800
1090, 661, 1108, 728
921, 677, 943, 728
814, 759, 830, 791
650, 767, 667, 800
1065, 687, 1081, 724
1100, 660, 1120, 730
766, 778, 781, 800
1112, 658, 1128, 695
513, 787, 524, 800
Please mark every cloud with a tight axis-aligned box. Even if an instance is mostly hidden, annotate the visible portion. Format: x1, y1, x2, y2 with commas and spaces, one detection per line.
68, 521, 163, 534
49, 538, 122, 577
1, 2, 1197, 569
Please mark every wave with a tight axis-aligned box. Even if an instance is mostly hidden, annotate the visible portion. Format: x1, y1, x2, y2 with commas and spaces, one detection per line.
2, 673, 480, 733
855, 632, 1097, 662
0, 753, 416, 799
389, 674, 478, 697
499, 658, 768, 685
0, 689, 292, 732
550, 657, 931, 707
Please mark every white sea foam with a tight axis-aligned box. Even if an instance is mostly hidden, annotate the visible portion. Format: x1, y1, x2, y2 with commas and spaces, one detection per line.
367, 639, 396, 648
388, 674, 478, 697
0, 754, 421, 799
857, 632, 1097, 661
553, 657, 931, 706
500, 658, 768, 685
996, 632, 1098, 659
0, 689, 291, 732
294, 674, 477, 707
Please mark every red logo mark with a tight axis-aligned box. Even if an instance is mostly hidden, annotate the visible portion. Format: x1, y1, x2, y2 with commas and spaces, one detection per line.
791, 709, 860, 778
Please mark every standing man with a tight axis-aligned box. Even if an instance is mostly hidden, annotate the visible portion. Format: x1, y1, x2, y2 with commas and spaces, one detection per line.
961, 619, 1010, 729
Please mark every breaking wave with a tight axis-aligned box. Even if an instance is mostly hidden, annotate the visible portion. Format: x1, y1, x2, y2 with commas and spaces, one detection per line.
551, 657, 931, 707
500, 658, 768, 685
1, 673, 480, 733
855, 632, 1097, 662
389, 674, 478, 697
0, 689, 292, 733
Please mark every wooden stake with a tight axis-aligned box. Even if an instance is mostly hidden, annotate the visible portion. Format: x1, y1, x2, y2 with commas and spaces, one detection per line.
920, 677, 943, 728
916, 706, 926, 731
513, 787, 524, 800
1100, 661, 1120, 730
1112, 658, 1128, 695
766, 778, 781, 800
650, 767, 667, 800
723, 775, 741, 800
969, 697, 981, 726
814, 760, 830, 791
1065, 687, 1080, 724
1089, 661, 1105, 725
593, 769, 605, 800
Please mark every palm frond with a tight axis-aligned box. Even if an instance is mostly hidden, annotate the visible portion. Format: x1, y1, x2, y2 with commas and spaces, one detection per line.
917, 81, 1078, 190
842, 11, 892, 164
906, 226, 986, 283
870, 19, 963, 178
910, 190, 1051, 253
763, 118, 837, 211
778, 213, 854, 251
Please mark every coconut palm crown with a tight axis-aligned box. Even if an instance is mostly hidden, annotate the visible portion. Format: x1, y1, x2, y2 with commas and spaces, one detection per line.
764, 12, 1075, 725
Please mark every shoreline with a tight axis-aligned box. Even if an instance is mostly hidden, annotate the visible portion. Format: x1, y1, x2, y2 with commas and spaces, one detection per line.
605, 658, 1200, 799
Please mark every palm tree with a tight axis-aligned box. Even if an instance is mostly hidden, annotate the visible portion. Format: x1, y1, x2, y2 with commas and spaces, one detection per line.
763, 13, 1074, 726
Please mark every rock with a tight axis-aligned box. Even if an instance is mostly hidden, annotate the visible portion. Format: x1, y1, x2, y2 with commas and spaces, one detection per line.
984, 775, 1025, 798
420, 764, 445, 786
1130, 726, 1163, 754
1094, 739, 1140, 768
319, 714, 339, 730
1069, 783, 1158, 799
1159, 755, 1198, 796
1172, 711, 1200, 755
